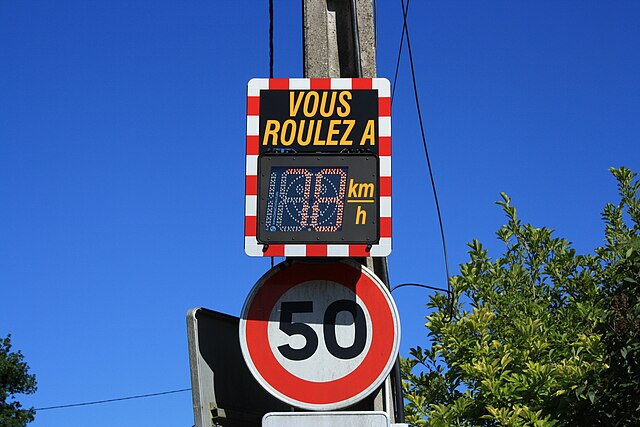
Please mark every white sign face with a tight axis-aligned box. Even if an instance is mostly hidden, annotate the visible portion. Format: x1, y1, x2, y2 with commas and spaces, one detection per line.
263, 411, 390, 427
267, 279, 373, 382
239, 260, 401, 410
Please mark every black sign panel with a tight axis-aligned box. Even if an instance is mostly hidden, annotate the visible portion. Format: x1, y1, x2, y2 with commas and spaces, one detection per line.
259, 90, 379, 155
257, 155, 379, 244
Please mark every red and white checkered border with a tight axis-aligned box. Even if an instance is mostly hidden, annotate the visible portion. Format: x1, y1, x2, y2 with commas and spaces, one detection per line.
245, 78, 391, 257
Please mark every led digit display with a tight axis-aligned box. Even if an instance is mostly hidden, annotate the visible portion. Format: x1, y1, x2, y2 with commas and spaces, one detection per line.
265, 167, 348, 233
257, 154, 379, 244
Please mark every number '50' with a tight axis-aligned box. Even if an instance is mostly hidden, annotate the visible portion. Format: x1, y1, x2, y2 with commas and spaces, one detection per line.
277, 300, 367, 361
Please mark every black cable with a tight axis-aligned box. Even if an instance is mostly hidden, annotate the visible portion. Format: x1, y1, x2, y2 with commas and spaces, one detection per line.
34, 388, 191, 411
391, 283, 451, 295
301, 0, 306, 76
391, 356, 405, 423
391, 0, 410, 104
373, 0, 378, 51
269, 0, 274, 78
399, 0, 454, 322
350, 0, 363, 77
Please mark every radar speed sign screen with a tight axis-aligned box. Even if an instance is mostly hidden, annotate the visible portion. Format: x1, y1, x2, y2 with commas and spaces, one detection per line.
245, 78, 391, 257
264, 165, 348, 233
258, 155, 378, 244
239, 260, 401, 410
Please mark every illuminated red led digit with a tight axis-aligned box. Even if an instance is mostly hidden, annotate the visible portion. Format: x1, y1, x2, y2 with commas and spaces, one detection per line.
310, 168, 347, 232
279, 168, 313, 229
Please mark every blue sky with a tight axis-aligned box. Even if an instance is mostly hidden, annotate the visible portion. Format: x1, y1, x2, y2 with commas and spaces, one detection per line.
1, 1, 639, 426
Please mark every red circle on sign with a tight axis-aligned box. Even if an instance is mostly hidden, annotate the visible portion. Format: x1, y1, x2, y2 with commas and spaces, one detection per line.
240, 260, 400, 410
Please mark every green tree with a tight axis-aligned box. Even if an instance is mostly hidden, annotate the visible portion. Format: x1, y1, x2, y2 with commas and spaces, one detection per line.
585, 167, 640, 425
402, 167, 640, 426
0, 335, 37, 427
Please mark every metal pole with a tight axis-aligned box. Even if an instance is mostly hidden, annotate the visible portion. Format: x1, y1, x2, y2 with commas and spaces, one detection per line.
302, 0, 403, 422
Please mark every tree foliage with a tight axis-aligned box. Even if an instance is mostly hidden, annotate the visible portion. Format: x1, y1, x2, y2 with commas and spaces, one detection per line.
0, 335, 37, 427
587, 167, 640, 425
402, 167, 640, 426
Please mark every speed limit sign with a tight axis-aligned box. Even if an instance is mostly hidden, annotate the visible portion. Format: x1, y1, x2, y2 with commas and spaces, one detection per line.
239, 259, 401, 410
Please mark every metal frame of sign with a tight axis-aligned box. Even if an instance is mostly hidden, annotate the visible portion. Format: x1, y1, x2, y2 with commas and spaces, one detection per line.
244, 78, 391, 257
239, 259, 401, 410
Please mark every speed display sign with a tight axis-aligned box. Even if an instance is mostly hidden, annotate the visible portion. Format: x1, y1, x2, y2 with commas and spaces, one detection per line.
239, 259, 401, 410
244, 78, 392, 258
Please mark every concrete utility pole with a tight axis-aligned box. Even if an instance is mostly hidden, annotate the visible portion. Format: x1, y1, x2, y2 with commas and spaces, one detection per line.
302, 0, 404, 423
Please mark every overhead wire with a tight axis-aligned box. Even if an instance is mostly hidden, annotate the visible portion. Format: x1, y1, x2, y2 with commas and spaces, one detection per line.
36, 3, 275, 415
43, 7, 305, 421
391, 283, 451, 295
270, 0, 275, 269
350, 0, 363, 77
269, 0, 274, 78
391, 0, 409, 104
373, 0, 378, 51
34, 388, 191, 411
396, 0, 455, 322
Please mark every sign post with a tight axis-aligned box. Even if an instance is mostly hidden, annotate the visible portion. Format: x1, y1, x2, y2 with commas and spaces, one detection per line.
239, 259, 400, 410
188, 2, 403, 425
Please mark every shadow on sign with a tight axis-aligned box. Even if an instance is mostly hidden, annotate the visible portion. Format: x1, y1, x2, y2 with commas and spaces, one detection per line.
187, 308, 292, 427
